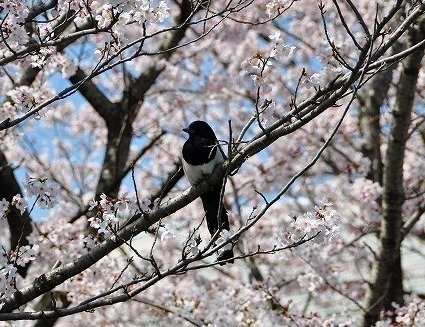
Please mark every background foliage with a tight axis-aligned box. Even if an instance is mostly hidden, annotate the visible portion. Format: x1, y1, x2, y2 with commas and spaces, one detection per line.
0, 0, 424, 326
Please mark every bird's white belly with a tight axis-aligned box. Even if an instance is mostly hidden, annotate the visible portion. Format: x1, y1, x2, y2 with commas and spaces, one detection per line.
182, 149, 223, 185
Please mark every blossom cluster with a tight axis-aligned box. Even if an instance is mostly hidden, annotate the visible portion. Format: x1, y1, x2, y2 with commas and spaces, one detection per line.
161, 227, 201, 257
0, 174, 59, 219
23, 173, 59, 209
240, 29, 321, 112
0, 1, 30, 50
87, 193, 145, 237
6, 86, 37, 113
0, 195, 28, 218
12, 245, 40, 267
377, 298, 425, 326
352, 177, 382, 204
0, 244, 39, 309
278, 200, 341, 245
95, 0, 170, 28
296, 268, 326, 293
265, 0, 289, 18
0, 262, 17, 309
241, 31, 296, 86
391, 298, 425, 326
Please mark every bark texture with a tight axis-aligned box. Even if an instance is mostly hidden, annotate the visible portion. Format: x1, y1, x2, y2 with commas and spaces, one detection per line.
0, 151, 33, 277
362, 17, 425, 326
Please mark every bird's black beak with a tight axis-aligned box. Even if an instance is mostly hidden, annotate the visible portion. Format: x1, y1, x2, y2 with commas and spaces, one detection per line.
183, 127, 193, 134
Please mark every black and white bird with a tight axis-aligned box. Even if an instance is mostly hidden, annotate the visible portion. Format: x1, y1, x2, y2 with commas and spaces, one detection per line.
182, 120, 234, 264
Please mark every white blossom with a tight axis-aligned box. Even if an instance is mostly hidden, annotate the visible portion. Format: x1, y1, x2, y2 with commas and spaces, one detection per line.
265, 0, 288, 18
95, 5, 114, 28
99, 193, 114, 213
302, 72, 321, 89
23, 173, 59, 209
161, 229, 176, 242
15, 245, 39, 267
11, 194, 27, 215
0, 198, 9, 218
278, 204, 341, 245
83, 235, 95, 251
88, 199, 98, 211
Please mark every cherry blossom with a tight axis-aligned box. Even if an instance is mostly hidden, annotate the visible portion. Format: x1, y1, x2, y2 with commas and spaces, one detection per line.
160, 228, 176, 242
6, 86, 37, 113
14, 245, 40, 267
265, 0, 289, 18
0, 199, 9, 218
23, 173, 59, 209
11, 195, 27, 215
279, 203, 342, 245
0, 263, 17, 298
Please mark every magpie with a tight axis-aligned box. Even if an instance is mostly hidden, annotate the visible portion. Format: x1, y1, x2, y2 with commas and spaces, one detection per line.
182, 120, 234, 265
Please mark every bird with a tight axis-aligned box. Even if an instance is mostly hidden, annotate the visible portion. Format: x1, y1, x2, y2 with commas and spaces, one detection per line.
182, 120, 234, 265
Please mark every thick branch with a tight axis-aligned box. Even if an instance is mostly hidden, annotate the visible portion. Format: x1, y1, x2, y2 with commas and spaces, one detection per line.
25, 0, 59, 23
0, 162, 226, 313
68, 67, 117, 121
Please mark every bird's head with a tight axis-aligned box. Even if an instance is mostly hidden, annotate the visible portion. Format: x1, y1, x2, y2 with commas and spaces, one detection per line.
183, 120, 217, 141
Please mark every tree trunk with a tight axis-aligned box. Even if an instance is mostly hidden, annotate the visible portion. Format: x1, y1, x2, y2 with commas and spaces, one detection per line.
358, 67, 392, 185
362, 17, 425, 326
0, 150, 33, 277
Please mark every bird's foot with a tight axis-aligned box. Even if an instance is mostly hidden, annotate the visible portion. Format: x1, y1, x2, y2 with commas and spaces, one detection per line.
217, 249, 234, 266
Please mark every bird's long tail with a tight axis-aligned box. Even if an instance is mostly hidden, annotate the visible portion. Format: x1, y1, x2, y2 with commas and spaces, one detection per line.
200, 185, 234, 265
200, 185, 229, 235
